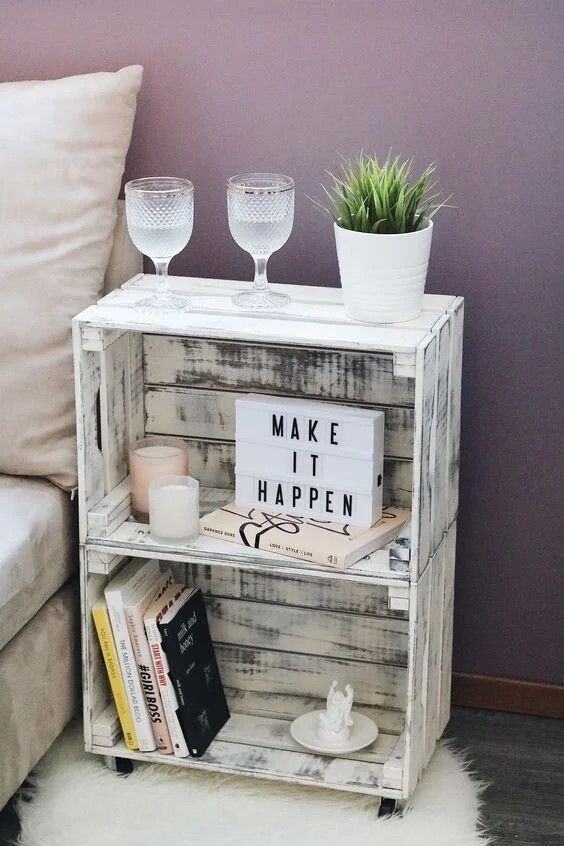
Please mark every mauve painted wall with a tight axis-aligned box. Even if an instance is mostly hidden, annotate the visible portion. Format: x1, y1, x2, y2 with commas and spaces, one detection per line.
3, 1, 562, 684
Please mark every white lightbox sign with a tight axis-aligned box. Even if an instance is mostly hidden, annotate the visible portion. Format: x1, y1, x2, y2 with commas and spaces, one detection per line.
235, 394, 384, 526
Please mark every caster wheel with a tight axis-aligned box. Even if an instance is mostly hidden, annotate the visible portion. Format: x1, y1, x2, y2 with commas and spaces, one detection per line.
104, 755, 134, 776
378, 797, 398, 818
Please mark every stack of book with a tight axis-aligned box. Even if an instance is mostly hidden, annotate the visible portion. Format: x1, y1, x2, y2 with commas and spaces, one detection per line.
92, 559, 230, 757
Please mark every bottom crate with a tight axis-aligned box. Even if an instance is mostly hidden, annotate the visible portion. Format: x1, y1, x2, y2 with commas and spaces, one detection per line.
89, 710, 405, 798
82, 524, 455, 800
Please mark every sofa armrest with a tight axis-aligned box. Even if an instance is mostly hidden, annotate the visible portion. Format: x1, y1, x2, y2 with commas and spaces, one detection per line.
103, 199, 143, 293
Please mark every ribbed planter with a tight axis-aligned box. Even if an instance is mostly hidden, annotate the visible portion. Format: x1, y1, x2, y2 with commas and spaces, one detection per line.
334, 220, 433, 323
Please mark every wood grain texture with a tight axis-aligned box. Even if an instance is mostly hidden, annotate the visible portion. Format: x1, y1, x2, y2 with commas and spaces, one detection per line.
411, 334, 437, 577
144, 384, 415, 458
185, 561, 409, 619
439, 523, 457, 734
179, 437, 412, 507
447, 298, 464, 525
217, 713, 397, 764
224, 689, 405, 736
73, 321, 104, 543
91, 737, 393, 797
431, 315, 451, 552
205, 596, 409, 667
452, 673, 564, 719
99, 332, 129, 492
403, 562, 432, 796
424, 538, 446, 765
143, 335, 415, 406
215, 643, 407, 711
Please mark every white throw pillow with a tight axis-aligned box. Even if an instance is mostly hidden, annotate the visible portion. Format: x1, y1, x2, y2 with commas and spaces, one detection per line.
0, 66, 142, 489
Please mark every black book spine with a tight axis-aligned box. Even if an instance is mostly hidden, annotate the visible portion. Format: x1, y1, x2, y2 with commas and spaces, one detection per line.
159, 588, 230, 757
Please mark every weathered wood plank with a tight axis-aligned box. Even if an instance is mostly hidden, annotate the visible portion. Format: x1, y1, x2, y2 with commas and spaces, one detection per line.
127, 331, 145, 448
424, 538, 446, 766
144, 385, 415, 458
215, 643, 407, 711
438, 522, 457, 735
73, 321, 104, 542
218, 713, 397, 764
87, 476, 132, 538
99, 332, 129, 492
382, 731, 405, 790
431, 315, 451, 553
143, 335, 415, 406
404, 562, 432, 796
93, 738, 392, 797
82, 550, 114, 746
186, 562, 409, 619
447, 299, 464, 525
411, 334, 437, 577
183, 437, 412, 508
205, 596, 409, 666
224, 689, 405, 736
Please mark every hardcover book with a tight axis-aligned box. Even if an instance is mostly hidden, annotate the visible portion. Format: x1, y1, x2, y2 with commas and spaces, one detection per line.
92, 603, 137, 750
200, 503, 410, 570
104, 559, 160, 752
158, 587, 230, 758
125, 568, 175, 754
144, 584, 190, 758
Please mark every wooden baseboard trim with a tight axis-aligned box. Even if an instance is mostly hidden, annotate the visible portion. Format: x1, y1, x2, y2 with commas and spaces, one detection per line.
452, 673, 564, 719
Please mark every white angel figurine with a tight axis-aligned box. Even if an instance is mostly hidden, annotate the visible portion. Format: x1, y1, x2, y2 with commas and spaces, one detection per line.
318, 680, 354, 745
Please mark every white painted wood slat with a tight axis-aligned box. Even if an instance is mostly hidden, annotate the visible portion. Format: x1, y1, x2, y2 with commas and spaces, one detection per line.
145, 385, 415, 458
186, 561, 409, 618
403, 562, 432, 796
205, 596, 409, 666
143, 335, 415, 407
447, 299, 464, 525
224, 689, 405, 737
91, 739, 393, 797
216, 643, 407, 711
438, 522, 457, 735
411, 334, 437, 577
218, 713, 396, 764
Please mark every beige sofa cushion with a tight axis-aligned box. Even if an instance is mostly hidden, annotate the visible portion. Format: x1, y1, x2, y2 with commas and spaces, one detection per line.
0, 66, 142, 490
0, 475, 76, 651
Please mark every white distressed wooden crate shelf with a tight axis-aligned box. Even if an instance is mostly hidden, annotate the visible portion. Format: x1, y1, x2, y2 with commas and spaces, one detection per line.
74, 276, 463, 802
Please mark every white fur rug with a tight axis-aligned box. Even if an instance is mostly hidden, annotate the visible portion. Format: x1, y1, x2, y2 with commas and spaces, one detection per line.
17, 723, 490, 845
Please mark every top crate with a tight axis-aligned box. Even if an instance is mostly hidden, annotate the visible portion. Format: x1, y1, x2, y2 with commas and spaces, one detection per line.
73, 275, 463, 583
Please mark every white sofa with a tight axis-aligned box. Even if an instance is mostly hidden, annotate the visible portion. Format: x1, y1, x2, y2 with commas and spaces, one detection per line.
0, 204, 140, 809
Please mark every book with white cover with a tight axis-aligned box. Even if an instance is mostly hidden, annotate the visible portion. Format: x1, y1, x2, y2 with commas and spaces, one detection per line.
200, 503, 410, 570
104, 559, 160, 752
125, 568, 175, 754
144, 583, 190, 758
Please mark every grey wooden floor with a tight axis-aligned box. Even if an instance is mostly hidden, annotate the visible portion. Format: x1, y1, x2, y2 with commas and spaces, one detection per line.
1, 707, 563, 845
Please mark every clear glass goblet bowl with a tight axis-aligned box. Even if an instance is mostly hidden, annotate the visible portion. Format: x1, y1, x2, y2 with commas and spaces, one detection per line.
227, 173, 294, 311
125, 177, 194, 313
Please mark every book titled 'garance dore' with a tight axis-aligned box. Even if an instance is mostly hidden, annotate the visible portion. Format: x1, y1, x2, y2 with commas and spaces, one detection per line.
200, 503, 410, 569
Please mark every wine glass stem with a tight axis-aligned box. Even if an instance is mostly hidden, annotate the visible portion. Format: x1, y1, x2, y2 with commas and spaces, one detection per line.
153, 259, 171, 296
252, 256, 269, 293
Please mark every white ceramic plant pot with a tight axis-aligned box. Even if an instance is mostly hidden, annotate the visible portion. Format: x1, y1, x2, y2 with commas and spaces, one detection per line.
334, 220, 433, 323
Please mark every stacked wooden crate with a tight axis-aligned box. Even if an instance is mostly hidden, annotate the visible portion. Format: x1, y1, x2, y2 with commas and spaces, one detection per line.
73, 276, 463, 803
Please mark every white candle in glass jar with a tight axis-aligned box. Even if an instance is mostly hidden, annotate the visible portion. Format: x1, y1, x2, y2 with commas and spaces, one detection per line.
149, 475, 200, 544
130, 438, 188, 522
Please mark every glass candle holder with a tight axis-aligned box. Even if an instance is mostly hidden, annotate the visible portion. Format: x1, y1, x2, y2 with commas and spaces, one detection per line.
149, 475, 200, 544
130, 437, 188, 522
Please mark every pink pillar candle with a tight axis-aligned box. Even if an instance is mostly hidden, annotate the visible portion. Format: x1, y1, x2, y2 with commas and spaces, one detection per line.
130, 437, 188, 522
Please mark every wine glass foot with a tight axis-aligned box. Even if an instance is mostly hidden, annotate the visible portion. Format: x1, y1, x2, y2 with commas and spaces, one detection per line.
134, 292, 190, 315
232, 288, 290, 312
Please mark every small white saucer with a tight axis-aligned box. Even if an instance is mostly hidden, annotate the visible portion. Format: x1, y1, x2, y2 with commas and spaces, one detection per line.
290, 711, 379, 756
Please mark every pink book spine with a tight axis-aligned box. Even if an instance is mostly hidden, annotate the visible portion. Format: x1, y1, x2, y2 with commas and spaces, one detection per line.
126, 605, 173, 754
144, 615, 189, 758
